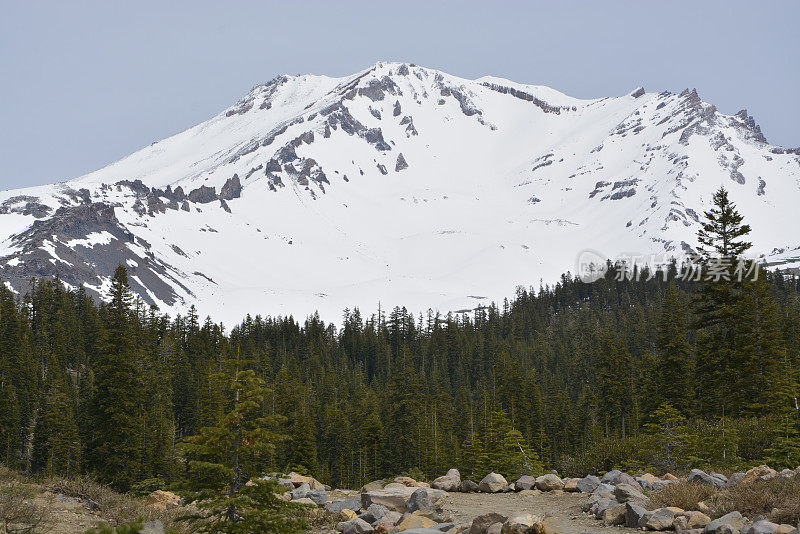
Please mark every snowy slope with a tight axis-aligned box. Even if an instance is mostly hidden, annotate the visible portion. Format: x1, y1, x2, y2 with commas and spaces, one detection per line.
1, 62, 798, 325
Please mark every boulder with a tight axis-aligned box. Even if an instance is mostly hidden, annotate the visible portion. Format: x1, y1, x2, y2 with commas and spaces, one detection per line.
535, 474, 564, 492
591, 498, 619, 519
697, 502, 711, 514
469, 513, 508, 534
646, 508, 678, 531
600, 470, 641, 489
614, 483, 649, 505
502, 514, 539, 534
291, 483, 311, 500
663, 473, 679, 481
145, 490, 180, 510
337, 518, 375, 534
363, 486, 446, 513
779, 469, 795, 479
406, 488, 442, 513
532, 516, 562, 534
361, 480, 387, 493
625, 502, 651, 529
307, 488, 327, 506
395, 476, 421, 487
478, 473, 508, 493
576, 475, 601, 493
741, 520, 781, 534
741, 465, 777, 485
704, 512, 745, 534
602, 504, 627, 526
326, 497, 363, 514
432, 469, 462, 492
688, 469, 726, 488
287, 471, 325, 490
460, 480, 479, 493
563, 478, 579, 492
340, 510, 359, 521
397, 516, 438, 531
686, 512, 711, 529
294, 497, 317, 506
360, 504, 390, 524
592, 483, 614, 495
514, 475, 537, 491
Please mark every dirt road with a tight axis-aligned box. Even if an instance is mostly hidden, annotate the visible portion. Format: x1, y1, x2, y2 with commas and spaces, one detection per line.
441, 491, 636, 534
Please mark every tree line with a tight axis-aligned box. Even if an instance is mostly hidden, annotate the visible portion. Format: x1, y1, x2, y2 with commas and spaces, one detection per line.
0, 186, 798, 494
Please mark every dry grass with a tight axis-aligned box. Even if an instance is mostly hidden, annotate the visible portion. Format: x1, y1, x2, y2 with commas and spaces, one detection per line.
652, 477, 800, 525
43, 475, 190, 532
650, 480, 718, 511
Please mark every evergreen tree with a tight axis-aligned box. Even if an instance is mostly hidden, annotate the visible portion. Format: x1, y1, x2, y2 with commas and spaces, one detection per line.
653, 283, 695, 415
693, 187, 753, 417
88, 265, 144, 489
182, 369, 300, 533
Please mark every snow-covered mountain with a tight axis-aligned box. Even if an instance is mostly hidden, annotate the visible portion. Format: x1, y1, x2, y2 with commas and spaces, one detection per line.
1, 62, 799, 324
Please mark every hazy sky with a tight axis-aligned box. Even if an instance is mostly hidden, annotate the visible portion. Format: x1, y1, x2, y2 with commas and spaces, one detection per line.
1, 1, 798, 191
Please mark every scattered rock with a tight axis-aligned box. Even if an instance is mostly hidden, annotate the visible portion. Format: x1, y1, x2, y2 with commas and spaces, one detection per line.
397, 515, 438, 531
432, 469, 461, 492
689, 469, 726, 488
563, 478, 579, 492
502, 514, 539, 534
291, 482, 311, 500
600, 470, 641, 490
460, 480, 478, 493
145, 490, 180, 510
337, 517, 375, 534
625, 502, 651, 528
535, 474, 564, 492
704, 511, 745, 534
293, 497, 316, 506
614, 483, 649, 505
533, 516, 562, 534
646, 508, 678, 531
85, 498, 102, 511
287, 471, 325, 490
340, 510, 359, 521
360, 480, 386, 493
406, 488, 441, 513
686, 512, 711, 529
602, 503, 627, 526
478, 473, 508, 493
514, 475, 537, 491
360, 503, 390, 524
469, 513, 508, 534
577, 475, 600, 493
327, 497, 363, 514
741, 465, 777, 485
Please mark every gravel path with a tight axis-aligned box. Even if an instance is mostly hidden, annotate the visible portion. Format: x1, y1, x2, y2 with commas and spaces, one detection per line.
441, 492, 637, 534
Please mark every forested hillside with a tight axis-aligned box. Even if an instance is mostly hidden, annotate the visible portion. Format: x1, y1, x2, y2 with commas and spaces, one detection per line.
0, 189, 799, 493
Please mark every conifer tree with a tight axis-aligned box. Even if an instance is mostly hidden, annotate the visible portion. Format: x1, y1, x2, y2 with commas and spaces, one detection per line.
181, 369, 300, 533
693, 187, 752, 417
654, 283, 694, 414
88, 265, 144, 489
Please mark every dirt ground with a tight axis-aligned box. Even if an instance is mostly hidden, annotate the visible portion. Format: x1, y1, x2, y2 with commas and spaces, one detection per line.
441, 491, 637, 534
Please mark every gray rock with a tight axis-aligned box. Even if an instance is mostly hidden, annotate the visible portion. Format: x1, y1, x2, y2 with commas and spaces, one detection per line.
689, 469, 726, 488
291, 482, 311, 500
614, 483, 649, 504
591, 498, 618, 519
85, 499, 102, 511
514, 475, 537, 491
326, 497, 362, 514
600, 470, 642, 490
307, 488, 327, 506
406, 488, 439, 513
741, 520, 781, 534
395, 153, 409, 172
359, 503, 390, 524
625, 502, 651, 528
577, 475, 601, 493
469, 512, 508, 534
431, 469, 461, 492
592, 483, 614, 495
535, 474, 564, 491
646, 508, 678, 531
359, 480, 385, 493
337, 518, 374, 534
477, 473, 508, 493
460, 480, 478, 493
704, 512, 745, 534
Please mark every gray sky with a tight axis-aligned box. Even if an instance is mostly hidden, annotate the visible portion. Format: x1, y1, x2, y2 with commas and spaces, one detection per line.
1, 0, 798, 191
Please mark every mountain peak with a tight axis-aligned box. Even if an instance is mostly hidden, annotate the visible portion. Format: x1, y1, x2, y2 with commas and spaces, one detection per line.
1, 63, 799, 324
